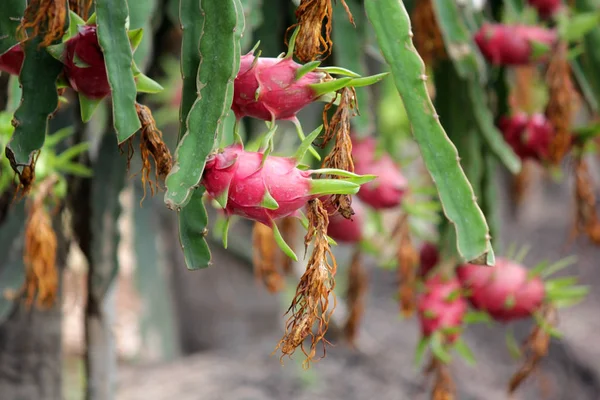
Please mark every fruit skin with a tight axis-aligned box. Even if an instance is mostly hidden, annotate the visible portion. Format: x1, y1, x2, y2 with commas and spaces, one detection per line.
63, 25, 111, 99
0, 45, 24, 76
474, 23, 557, 66
527, 0, 562, 18
202, 145, 319, 226
417, 275, 467, 344
457, 257, 546, 322
499, 112, 554, 161
325, 198, 365, 243
231, 52, 326, 121
419, 242, 440, 277
352, 136, 408, 209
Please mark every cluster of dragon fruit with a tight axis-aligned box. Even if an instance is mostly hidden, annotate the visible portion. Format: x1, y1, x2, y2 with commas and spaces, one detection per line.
0, 0, 590, 398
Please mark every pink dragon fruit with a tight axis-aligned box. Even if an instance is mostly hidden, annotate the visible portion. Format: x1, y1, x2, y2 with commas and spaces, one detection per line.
499, 112, 554, 161
474, 23, 557, 66
457, 258, 546, 322
231, 51, 327, 121
63, 25, 111, 99
325, 198, 365, 243
352, 136, 408, 209
0, 44, 24, 76
201, 144, 365, 227
418, 274, 467, 344
527, 0, 563, 18
419, 242, 440, 278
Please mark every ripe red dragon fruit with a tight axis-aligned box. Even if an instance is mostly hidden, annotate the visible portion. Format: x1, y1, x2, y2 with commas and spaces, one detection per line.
527, 0, 563, 18
419, 242, 440, 277
474, 23, 557, 66
63, 25, 111, 99
201, 144, 364, 227
418, 274, 467, 344
231, 51, 326, 121
325, 198, 365, 243
457, 258, 545, 322
499, 112, 554, 161
352, 136, 408, 209
0, 44, 24, 76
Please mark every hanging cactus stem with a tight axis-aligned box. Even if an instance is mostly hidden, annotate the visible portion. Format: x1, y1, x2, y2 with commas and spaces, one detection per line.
222, 217, 231, 249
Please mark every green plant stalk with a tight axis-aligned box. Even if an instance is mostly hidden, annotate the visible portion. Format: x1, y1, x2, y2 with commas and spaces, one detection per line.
0, 0, 25, 55
332, 0, 375, 137
365, 0, 493, 265
164, 0, 245, 209
575, 0, 600, 109
95, 0, 141, 143
6, 35, 63, 170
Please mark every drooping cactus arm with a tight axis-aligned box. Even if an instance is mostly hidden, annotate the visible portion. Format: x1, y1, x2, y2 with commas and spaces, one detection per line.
95, 0, 142, 142
364, 0, 493, 265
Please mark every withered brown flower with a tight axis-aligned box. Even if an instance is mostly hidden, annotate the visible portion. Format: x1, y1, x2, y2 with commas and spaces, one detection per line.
18, 0, 68, 47
287, 0, 354, 63
274, 199, 337, 368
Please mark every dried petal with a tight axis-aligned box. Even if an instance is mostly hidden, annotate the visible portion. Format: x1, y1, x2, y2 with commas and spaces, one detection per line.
18, 0, 68, 48
275, 199, 337, 368
411, 0, 446, 66
393, 214, 419, 317
343, 249, 367, 346
252, 222, 285, 293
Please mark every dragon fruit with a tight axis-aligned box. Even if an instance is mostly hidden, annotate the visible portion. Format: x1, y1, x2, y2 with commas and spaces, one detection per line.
352, 136, 408, 209
63, 24, 110, 99
499, 112, 554, 161
0, 44, 24, 76
231, 51, 327, 121
474, 23, 557, 66
527, 0, 563, 18
325, 198, 365, 243
201, 144, 367, 227
457, 258, 545, 322
419, 242, 440, 278
418, 275, 467, 344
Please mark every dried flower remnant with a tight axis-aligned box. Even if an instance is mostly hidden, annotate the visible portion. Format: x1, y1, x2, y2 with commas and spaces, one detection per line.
275, 199, 337, 368
411, 0, 446, 66
393, 214, 419, 317
426, 356, 456, 400
252, 222, 285, 293
23, 175, 59, 309
68, 0, 93, 19
134, 103, 173, 203
545, 42, 575, 164
6, 149, 40, 201
572, 155, 600, 244
287, 0, 354, 62
343, 249, 367, 346
18, 0, 68, 47
321, 87, 357, 219
508, 304, 557, 395
280, 217, 298, 275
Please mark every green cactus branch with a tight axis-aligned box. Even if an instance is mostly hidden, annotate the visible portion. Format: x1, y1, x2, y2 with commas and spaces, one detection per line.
6, 36, 63, 171
364, 0, 493, 265
164, 0, 245, 209
0, 0, 25, 56
95, 0, 141, 143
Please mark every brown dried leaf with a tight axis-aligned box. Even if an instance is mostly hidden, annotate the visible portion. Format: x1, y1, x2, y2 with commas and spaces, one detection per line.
572, 154, 600, 244
321, 87, 357, 219
274, 199, 337, 368
508, 304, 557, 395
545, 42, 576, 164
392, 214, 419, 317
411, 0, 446, 67
286, 0, 354, 62
23, 175, 59, 309
135, 103, 173, 204
68, 0, 93, 19
252, 222, 285, 293
18, 0, 68, 48
343, 248, 367, 347
426, 356, 456, 400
